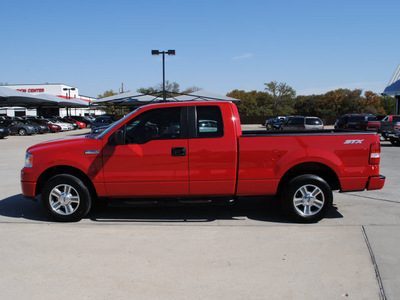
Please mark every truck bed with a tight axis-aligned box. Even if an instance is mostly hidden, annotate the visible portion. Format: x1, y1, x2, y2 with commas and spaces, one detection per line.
236, 128, 381, 196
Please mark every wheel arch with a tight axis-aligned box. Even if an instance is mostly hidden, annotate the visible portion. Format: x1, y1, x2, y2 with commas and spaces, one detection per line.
36, 166, 97, 200
276, 162, 341, 197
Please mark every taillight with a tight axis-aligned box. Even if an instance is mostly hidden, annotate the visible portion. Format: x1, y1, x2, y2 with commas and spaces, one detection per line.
369, 142, 380, 165
394, 123, 400, 131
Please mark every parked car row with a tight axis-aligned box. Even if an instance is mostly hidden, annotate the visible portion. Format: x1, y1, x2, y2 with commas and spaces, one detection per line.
265, 116, 324, 130
0, 115, 95, 137
334, 114, 379, 131
333, 113, 400, 146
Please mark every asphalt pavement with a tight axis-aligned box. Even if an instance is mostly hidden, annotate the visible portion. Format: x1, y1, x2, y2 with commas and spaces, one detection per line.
0, 127, 399, 299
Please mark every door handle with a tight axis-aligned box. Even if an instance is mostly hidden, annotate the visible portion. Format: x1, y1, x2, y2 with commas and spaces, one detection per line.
171, 147, 186, 156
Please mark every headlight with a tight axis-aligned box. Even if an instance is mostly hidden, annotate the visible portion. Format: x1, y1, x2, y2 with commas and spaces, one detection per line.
25, 153, 33, 168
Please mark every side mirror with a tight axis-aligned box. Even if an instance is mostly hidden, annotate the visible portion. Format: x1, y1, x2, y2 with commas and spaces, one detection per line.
108, 129, 125, 146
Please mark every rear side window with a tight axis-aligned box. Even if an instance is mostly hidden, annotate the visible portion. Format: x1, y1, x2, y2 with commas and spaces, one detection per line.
196, 106, 224, 138
393, 116, 400, 122
306, 118, 322, 125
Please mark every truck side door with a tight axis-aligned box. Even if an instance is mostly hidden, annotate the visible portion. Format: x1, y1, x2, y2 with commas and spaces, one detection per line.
188, 105, 238, 196
102, 106, 189, 197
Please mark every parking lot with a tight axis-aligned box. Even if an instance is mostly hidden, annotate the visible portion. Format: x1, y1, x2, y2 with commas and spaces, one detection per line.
0, 128, 399, 299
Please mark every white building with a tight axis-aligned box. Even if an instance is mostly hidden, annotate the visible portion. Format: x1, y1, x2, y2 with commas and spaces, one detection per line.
0, 83, 99, 117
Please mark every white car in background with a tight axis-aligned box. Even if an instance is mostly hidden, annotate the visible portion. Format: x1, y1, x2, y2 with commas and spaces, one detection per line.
48, 119, 73, 131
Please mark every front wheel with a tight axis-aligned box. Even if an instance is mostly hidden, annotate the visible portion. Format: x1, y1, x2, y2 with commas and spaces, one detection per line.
281, 174, 333, 223
41, 174, 92, 222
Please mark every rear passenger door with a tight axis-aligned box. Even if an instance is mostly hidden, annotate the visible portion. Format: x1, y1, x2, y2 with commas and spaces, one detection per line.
188, 105, 237, 196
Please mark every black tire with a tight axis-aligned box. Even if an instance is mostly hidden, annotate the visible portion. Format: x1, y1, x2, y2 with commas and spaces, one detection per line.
41, 174, 92, 222
281, 174, 333, 223
18, 128, 27, 136
389, 137, 400, 146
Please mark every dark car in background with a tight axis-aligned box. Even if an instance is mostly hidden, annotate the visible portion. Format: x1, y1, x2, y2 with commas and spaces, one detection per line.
280, 116, 324, 130
0, 119, 37, 136
265, 117, 285, 130
20, 119, 50, 134
92, 115, 115, 129
0, 125, 10, 139
90, 115, 117, 134
334, 114, 376, 130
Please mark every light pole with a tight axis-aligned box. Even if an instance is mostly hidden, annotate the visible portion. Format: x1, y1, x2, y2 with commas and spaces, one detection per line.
63, 87, 76, 116
151, 50, 175, 101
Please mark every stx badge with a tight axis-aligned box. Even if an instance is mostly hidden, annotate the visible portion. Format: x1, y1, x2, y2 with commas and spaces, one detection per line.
344, 139, 364, 144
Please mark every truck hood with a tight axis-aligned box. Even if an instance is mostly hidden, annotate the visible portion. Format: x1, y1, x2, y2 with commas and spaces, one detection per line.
27, 137, 102, 153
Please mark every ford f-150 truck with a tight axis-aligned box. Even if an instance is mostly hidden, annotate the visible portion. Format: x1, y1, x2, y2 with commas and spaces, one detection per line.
21, 101, 385, 223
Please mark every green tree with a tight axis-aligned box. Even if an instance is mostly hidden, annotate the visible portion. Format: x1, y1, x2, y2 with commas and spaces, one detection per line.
98, 90, 117, 99
294, 95, 323, 116
181, 86, 202, 94
360, 91, 385, 115
137, 81, 180, 95
380, 96, 396, 114
264, 81, 296, 116
136, 87, 158, 94
227, 90, 271, 116
320, 89, 358, 118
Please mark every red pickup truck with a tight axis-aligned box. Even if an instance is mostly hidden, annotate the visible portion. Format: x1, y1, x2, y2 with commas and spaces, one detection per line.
21, 101, 385, 223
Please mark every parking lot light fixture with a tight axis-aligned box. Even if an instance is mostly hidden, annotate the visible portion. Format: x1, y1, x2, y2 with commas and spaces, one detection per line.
63, 87, 76, 116
151, 50, 176, 101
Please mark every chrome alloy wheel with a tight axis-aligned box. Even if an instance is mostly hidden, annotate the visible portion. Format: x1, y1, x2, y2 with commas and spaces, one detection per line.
293, 184, 325, 217
49, 184, 80, 215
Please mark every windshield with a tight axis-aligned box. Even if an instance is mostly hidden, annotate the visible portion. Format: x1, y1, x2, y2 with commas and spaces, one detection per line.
95, 107, 142, 139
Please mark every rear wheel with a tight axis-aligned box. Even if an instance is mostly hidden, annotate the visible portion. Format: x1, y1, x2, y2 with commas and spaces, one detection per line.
41, 174, 92, 222
18, 128, 27, 136
389, 137, 400, 146
281, 174, 333, 223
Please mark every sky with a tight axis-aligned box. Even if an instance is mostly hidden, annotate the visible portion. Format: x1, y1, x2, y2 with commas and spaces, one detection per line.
1, 0, 399, 98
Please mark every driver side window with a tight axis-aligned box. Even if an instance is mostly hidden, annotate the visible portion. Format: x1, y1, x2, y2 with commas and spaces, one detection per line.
125, 107, 182, 144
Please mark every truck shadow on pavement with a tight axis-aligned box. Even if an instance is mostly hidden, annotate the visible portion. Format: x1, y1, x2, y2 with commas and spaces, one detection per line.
0, 194, 47, 221
0, 194, 343, 224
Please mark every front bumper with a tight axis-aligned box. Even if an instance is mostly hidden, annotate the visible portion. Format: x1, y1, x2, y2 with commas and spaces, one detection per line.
21, 167, 37, 198
367, 175, 386, 190
21, 181, 36, 198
